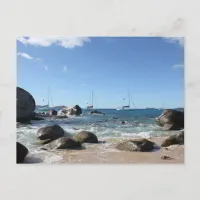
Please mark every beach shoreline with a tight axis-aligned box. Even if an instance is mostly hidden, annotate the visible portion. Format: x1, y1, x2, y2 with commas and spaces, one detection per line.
24, 136, 184, 164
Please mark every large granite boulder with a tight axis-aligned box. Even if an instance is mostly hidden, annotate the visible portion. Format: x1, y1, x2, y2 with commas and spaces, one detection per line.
41, 137, 82, 150
58, 105, 82, 116
17, 142, 28, 163
156, 109, 184, 130
37, 124, 65, 144
73, 131, 98, 143
17, 87, 36, 123
161, 131, 184, 147
116, 138, 155, 152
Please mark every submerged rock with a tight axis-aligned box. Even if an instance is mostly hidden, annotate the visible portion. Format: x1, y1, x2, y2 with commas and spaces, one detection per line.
37, 124, 64, 142
89, 110, 105, 115
17, 87, 36, 123
73, 131, 98, 143
41, 137, 82, 150
156, 109, 184, 130
161, 131, 184, 147
17, 142, 28, 163
116, 138, 155, 152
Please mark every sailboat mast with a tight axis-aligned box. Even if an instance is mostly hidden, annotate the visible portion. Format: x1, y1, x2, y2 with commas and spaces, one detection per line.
92, 91, 93, 106
128, 90, 130, 107
47, 87, 49, 107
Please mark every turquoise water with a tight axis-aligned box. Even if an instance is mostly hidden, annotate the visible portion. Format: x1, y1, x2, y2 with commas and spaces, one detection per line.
17, 108, 182, 163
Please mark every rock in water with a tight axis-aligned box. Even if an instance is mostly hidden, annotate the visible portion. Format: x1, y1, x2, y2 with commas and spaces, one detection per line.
17, 87, 36, 123
89, 110, 105, 115
58, 105, 82, 116
161, 131, 184, 147
116, 138, 155, 152
37, 124, 65, 143
17, 142, 28, 163
48, 110, 57, 116
73, 131, 98, 143
156, 109, 184, 130
41, 137, 82, 150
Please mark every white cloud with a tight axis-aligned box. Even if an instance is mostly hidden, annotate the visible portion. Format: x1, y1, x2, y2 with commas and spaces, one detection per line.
17, 52, 33, 60
163, 37, 184, 47
17, 52, 42, 61
172, 64, 184, 69
44, 66, 48, 70
17, 37, 91, 48
63, 65, 67, 72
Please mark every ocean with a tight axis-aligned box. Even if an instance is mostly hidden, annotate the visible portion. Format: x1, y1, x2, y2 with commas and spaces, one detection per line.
17, 108, 183, 163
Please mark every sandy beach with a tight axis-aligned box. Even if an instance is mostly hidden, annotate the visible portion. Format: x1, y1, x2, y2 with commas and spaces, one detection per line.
45, 137, 184, 164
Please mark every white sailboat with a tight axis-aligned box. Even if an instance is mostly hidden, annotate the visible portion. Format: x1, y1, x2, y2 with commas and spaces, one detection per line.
86, 91, 94, 110
38, 87, 54, 110
116, 90, 135, 111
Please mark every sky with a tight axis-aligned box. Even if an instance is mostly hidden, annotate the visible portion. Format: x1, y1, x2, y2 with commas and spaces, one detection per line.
17, 37, 184, 109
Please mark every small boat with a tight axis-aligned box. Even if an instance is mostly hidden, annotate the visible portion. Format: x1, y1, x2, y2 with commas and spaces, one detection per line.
117, 90, 135, 111
38, 87, 54, 111
86, 91, 94, 110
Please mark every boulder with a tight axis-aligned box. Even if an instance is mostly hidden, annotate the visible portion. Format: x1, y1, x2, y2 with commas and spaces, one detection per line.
37, 124, 64, 143
89, 110, 105, 115
17, 87, 36, 123
58, 105, 82, 116
48, 109, 57, 116
73, 131, 98, 143
161, 131, 184, 147
41, 137, 82, 150
116, 138, 155, 152
156, 109, 184, 130
17, 142, 28, 163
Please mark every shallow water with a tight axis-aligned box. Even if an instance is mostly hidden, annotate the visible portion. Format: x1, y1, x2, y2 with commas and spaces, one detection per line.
17, 108, 182, 163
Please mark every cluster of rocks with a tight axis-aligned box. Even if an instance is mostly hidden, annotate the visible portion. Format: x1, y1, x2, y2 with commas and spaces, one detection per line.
17, 124, 99, 163
115, 109, 184, 152
37, 124, 99, 150
17, 124, 184, 163
115, 131, 184, 152
16, 87, 185, 163
17, 86, 83, 124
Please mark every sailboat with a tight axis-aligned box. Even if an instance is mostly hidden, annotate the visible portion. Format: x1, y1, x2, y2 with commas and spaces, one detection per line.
86, 91, 94, 110
116, 90, 135, 111
38, 87, 54, 111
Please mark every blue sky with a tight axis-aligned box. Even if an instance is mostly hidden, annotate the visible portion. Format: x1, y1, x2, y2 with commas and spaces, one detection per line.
17, 37, 184, 109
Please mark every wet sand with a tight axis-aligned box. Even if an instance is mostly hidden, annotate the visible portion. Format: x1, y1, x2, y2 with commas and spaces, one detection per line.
54, 137, 184, 164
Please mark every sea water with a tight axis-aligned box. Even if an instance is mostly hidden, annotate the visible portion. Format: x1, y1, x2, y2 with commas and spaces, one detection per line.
17, 108, 181, 163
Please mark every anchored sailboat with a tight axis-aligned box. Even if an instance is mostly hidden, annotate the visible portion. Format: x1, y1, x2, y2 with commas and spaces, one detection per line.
38, 87, 54, 110
86, 91, 94, 109
117, 90, 135, 111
